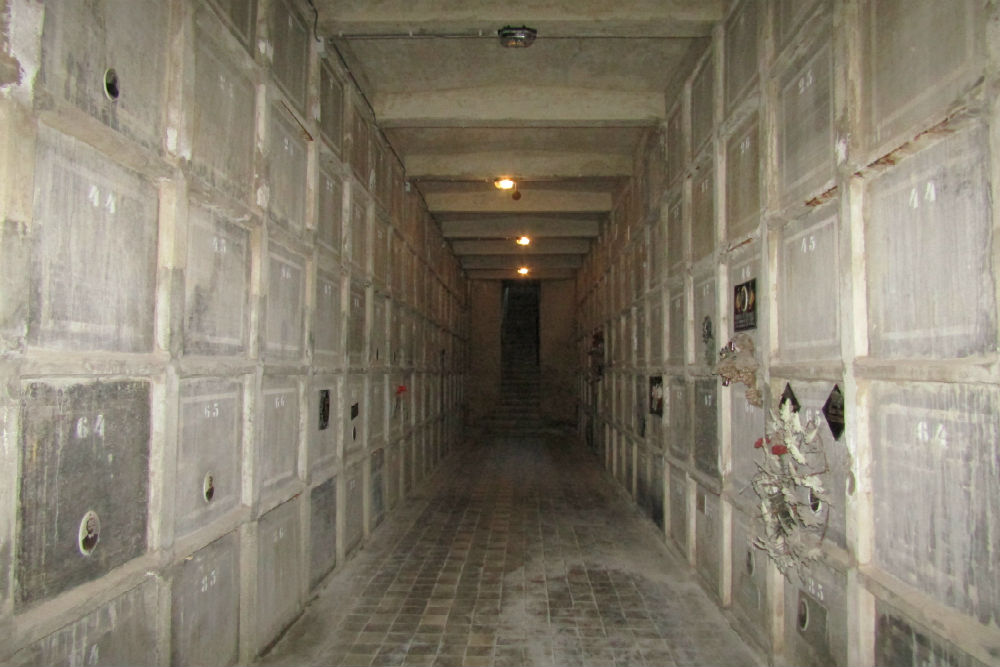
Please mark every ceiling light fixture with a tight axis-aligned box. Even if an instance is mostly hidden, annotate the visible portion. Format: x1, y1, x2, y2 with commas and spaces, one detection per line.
498, 25, 537, 48
516, 236, 531, 246
517, 267, 530, 275
494, 177, 516, 190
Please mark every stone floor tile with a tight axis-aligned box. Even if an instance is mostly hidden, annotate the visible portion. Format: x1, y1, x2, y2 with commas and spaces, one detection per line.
258, 436, 760, 667
460, 657, 491, 667
402, 655, 437, 667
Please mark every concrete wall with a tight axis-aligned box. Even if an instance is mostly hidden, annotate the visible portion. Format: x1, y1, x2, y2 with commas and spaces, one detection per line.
575, 1, 1000, 666
539, 279, 578, 425
466, 280, 501, 424
0, 0, 467, 662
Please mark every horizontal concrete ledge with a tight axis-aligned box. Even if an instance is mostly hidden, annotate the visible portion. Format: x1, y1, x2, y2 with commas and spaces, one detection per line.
379, 117, 659, 130
465, 268, 577, 280
427, 189, 612, 213
442, 217, 600, 238
450, 238, 591, 255
404, 151, 632, 180
461, 254, 583, 269
375, 86, 665, 126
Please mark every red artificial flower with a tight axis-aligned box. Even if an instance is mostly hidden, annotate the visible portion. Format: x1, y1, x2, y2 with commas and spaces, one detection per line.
396, 385, 407, 395
754, 437, 764, 449
771, 444, 788, 456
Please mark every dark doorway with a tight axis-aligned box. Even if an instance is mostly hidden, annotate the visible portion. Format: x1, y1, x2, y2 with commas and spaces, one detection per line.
501, 280, 540, 368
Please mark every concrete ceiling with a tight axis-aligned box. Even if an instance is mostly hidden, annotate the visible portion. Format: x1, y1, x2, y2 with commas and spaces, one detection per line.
316, 0, 720, 280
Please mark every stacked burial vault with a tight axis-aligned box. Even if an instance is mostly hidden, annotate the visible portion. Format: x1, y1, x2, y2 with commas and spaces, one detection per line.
576, 1, 999, 666
0, 0, 467, 663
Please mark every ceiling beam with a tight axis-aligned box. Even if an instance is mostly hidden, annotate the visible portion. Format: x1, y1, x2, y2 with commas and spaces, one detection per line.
375, 86, 664, 127
405, 151, 631, 180
461, 254, 583, 270
426, 189, 611, 213
319, 2, 724, 38
465, 268, 577, 281
441, 218, 600, 238
450, 239, 591, 255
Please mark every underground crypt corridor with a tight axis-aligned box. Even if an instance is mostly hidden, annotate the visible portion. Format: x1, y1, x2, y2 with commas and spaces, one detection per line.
2, 1, 999, 666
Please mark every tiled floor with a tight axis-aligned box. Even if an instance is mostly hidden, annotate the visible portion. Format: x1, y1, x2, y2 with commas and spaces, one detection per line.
260, 435, 761, 667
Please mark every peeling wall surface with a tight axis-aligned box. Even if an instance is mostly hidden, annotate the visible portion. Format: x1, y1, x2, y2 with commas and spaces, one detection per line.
0, 0, 466, 661
575, 1, 1000, 666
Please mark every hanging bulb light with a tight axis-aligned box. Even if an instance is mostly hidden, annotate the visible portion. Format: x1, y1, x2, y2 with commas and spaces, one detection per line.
494, 177, 515, 190
517, 267, 530, 275
516, 236, 531, 246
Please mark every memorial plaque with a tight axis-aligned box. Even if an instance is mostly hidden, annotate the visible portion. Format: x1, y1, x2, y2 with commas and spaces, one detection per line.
258, 377, 300, 496
778, 34, 835, 205
875, 601, 980, 667
311, 375, 341, 469
344, 462, 363, 553
309, 477, 336, 588
31, 131, 157, 352
314, 268, 342, 362
669, 465, 688, 550
18, 381, 150, 606
319, 61, 344, 152
866, 124, 995, 359
170, 535, 239, 666
12, 580, 157, 665
256, 500, 301, 648
871, 382, 999, 620
694, 379, 719, 477
822, 384, 845, 440
779, 207, 841, 360
649, 376, 664, 416
691, 57, 715, 153
268, 104, 307, 231
783, 562, 849, 667
701, 316, 715, 366
40, 1, 167, 151
695, 488, 720, 587
318, 389, 330, 431
733, 279, 757, 331
265, 246, 305, 359
176, 378, 241, 537
270, 0, 309, 112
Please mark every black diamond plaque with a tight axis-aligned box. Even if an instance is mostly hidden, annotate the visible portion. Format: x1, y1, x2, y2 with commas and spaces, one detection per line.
780, 383, 800, 413
823, 384, 845, 440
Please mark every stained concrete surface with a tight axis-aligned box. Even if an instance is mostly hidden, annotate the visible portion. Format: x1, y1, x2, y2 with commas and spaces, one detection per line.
259, 434, 760, 667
